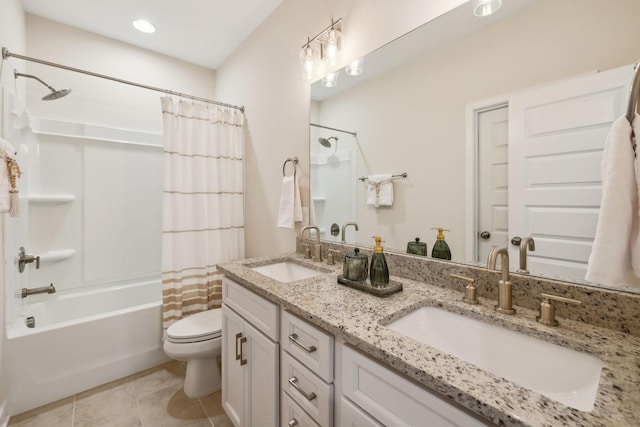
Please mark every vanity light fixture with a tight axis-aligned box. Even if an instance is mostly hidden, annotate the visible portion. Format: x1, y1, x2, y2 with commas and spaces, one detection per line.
345, 58, 364, 76
322, 71, 339, 88
471, 0, 502, 17
132, 19, 156, 34
300, 18, 342, 81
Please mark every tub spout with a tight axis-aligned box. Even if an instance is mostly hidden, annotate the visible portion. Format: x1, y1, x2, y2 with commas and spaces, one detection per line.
20, 284, 56, 298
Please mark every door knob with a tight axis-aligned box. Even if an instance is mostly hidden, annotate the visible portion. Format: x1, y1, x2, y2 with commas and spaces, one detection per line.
480, 231, 491, 240
511, 236, 522, 246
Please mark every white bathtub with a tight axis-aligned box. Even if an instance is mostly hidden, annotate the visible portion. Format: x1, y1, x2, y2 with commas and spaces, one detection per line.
3, 279, 169, 415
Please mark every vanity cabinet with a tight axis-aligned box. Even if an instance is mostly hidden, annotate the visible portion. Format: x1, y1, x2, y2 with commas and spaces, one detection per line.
280, 310, 334, 427
222, 278, 280, 427
340, 344, 488, 427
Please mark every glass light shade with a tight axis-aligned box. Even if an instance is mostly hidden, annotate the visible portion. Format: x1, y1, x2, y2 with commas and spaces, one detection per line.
345, 58, 364, 76
299, 45, 319, 80
322, 28, 341, 67
322, 71, 339, 88
472, 0, 502, 17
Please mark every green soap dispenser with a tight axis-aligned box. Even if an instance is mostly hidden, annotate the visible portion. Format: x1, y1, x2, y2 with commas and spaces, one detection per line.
431, 227, 452, 260
370, 236, 390, 288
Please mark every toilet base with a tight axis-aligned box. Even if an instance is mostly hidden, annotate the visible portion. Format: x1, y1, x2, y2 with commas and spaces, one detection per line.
183, 356, 221, 398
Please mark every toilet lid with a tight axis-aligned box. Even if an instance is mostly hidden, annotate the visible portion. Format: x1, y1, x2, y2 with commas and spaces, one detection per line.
167, 308, 222, 343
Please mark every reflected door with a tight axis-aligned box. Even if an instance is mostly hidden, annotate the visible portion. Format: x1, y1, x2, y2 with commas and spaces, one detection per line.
477, 105, 509, 263
508, 64, 634, 279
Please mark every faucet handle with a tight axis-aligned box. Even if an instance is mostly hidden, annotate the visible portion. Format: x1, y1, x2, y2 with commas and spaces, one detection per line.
450, 273, 478, 305
536, 293, 582, 327
302, 244, 311, 259
326, 250, 340, 266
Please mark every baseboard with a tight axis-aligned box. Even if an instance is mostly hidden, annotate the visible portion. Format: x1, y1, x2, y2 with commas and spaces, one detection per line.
0, 400, 9, 427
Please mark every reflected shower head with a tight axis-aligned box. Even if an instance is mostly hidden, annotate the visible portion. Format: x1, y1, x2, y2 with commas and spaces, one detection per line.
14, 71, 72, 101
318, 136, 338, 148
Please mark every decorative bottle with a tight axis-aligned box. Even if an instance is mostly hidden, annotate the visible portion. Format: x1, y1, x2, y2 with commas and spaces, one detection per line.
369, 236, 390, 288
431, 227, 452, 260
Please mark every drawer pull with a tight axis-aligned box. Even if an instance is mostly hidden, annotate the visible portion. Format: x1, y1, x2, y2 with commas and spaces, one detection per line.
288, 333, 317, 353
239, 336, 247, 366
288, 376, 317, 401
288, 420, 299, 427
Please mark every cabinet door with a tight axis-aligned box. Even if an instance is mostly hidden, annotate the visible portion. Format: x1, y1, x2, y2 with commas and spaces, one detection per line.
245, 320, 279, 427
339, 397, 383, 427
222, 304, 246, 427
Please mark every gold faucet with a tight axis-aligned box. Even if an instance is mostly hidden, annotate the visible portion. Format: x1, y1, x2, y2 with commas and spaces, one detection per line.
301, 226, 322, 262
487, 247, 516, 315
517, 236, 535, 274
341, 222, 359, 243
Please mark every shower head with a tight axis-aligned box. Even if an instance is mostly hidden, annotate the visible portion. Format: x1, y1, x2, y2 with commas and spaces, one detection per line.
318, 136, 338, 148
14, 71, 72, 101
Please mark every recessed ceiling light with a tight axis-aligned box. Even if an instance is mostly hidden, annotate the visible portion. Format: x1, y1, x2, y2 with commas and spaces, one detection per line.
132, 19, 156, 34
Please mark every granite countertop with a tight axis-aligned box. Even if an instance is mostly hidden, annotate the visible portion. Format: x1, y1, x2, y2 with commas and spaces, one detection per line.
217, 253, 640, 427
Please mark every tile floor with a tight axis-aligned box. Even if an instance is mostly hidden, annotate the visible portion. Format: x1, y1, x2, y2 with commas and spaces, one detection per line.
8, 361, 233, 427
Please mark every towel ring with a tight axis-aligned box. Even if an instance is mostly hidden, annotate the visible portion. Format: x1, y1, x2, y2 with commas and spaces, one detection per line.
283, 157, 298, 177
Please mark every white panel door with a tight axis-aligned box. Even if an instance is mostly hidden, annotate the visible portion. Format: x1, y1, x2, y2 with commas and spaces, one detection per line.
476, 105, 509, 263
222, 304, 246, 427
245, 320, 279, 427
508, 65, 634, 280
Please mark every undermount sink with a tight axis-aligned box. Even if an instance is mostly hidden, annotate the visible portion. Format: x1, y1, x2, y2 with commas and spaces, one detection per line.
250, 260, 326, 283
386, 306, 603, 412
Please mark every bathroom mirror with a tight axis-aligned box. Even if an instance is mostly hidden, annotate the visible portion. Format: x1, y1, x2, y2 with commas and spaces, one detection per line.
309, 0, 640, 293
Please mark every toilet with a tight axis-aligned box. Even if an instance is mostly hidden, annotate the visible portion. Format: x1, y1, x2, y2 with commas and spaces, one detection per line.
163, 308, 223, 398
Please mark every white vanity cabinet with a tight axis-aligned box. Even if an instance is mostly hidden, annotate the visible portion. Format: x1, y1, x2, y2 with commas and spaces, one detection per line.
280, 310, 335, 427
339, 344, 489, 427
222, 278, 280, 427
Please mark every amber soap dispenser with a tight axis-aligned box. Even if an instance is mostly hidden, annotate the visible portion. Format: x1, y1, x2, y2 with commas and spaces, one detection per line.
369, 236, 390, 288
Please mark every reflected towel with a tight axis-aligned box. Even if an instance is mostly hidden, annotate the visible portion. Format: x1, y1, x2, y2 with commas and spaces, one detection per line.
585, 114, 640, 288
366, 174, 393, 208
0, 138, 21, 217
277, 175, 303, 229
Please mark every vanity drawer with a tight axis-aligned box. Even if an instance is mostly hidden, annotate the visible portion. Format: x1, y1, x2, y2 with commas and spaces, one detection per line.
281, 391, 320, 427
281, 310, 334, 382
223, 277, 279, 341
281, 351, 333, 427
339, 397, 383, 427
341, 345, 487, 427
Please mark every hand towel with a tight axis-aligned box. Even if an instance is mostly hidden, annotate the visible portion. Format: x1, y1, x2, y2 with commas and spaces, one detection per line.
0, 138, 21, 217
365, 174, 393, 208
585, 114, 640, 288
631, 113, 640, 276
277, 175, 303, 229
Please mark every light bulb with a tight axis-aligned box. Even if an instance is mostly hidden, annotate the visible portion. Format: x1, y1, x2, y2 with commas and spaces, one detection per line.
300, 45, 318, 80
323, 28, 341, 66
472, 0, 502, 17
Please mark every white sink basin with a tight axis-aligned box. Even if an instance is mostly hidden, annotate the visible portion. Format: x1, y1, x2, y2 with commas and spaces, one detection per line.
386, 306, 602, 412
251, 261, 325, 283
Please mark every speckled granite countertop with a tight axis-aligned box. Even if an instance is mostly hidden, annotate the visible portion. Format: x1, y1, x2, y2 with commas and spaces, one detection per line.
217, 253, 640, 427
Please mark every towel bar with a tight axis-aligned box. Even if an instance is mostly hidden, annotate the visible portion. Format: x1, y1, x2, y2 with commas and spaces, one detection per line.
358, 172, 407, 182
283, 157, 298, 177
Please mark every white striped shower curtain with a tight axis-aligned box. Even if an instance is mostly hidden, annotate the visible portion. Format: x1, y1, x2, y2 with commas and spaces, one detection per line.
161, 97, 245, 328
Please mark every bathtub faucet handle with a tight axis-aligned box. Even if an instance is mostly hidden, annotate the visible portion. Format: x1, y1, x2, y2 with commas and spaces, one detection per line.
18, 246, 40, 273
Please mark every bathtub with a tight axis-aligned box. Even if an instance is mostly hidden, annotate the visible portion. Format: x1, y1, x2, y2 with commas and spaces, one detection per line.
3, 279, 169, 415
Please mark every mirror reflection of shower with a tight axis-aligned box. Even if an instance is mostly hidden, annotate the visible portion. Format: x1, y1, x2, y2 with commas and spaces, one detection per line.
14, 70, 72, 101
319, 136, 338, 153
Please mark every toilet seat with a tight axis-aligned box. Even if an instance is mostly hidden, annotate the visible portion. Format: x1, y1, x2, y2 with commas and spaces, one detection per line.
166, 308, 222, 343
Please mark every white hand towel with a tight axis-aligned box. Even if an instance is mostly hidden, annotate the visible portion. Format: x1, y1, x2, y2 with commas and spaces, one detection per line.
277, 175, 303, 229
631, 113, 640, 276
366, 174, 393, 208
585, 114, 640, 288
0, 138, 20, 217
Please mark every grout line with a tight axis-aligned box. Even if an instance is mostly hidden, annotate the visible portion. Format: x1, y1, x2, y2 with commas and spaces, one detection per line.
70, 394, 76, 427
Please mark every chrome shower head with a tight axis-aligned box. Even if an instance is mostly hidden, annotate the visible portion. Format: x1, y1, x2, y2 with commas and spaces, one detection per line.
14, 71, 72, 101
318, 136, 338, 148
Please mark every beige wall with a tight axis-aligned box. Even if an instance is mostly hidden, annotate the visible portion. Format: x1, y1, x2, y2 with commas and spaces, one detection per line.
215, 0, 466, 257
312, 0, 640, 257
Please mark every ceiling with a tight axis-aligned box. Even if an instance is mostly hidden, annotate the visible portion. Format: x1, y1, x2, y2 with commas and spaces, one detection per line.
21, 0, 284, 69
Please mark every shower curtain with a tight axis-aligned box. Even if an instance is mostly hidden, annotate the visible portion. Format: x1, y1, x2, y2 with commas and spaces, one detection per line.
161, 97, 245, 328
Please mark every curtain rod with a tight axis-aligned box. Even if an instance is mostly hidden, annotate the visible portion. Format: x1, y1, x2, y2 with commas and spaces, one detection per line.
2, 47, 244, 113
310, 122, 357, 137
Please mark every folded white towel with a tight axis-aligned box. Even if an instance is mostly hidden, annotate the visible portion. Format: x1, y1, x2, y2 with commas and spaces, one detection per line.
366, 174, 393, 208
585, 114, 640, 288
0, 138, 20, 217
277, 175, 303, 229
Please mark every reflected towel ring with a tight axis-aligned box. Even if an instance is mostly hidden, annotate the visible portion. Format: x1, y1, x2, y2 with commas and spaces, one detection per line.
283, 157, 298, 177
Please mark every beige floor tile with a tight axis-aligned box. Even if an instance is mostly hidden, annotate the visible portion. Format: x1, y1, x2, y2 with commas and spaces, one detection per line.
8, 396, 74, 427
198, 391, 225, 418
73, 387, 140, 427
209, 412, 233, 427
138, 383, 211, 427
134, 361, 186, 399
75, 376, 137, 409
